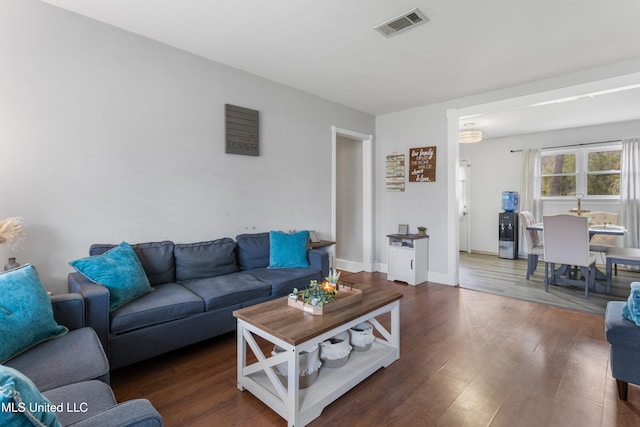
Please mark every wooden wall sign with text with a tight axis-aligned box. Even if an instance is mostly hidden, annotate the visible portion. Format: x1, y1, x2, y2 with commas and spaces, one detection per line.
225, 104, 259, 156
386, 153, 405, 192
409, 146, 436, 182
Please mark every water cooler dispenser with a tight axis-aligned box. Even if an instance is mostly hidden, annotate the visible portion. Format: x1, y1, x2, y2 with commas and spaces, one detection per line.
498, 191, 519, 259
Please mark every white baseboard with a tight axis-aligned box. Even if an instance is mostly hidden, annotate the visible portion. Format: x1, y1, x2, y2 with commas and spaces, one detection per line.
426, 271, 453, 286
335, 258, 364, 273
375, 262, 387, 273
375, 263, 453, 287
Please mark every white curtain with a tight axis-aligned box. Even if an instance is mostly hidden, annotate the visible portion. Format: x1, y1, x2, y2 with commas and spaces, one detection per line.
620, 138, 640, 249
521, 148, 542, 221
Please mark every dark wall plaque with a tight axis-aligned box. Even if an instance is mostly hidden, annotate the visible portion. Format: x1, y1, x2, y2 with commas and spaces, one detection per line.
225, 104, 259, 156
409, 146, 437, 182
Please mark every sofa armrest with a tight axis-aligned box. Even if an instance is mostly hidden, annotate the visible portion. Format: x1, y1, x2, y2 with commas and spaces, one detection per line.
70, 399, 163, 427
51, 293, 85, 330
308, 249, 329, 278
68, 272, 111, 356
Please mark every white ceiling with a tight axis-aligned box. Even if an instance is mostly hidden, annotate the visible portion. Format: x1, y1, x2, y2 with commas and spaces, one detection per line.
40, 0, 640, 139
464, 84, 640, 139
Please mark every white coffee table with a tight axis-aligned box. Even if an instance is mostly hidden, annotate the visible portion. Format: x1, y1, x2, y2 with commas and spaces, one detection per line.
233, 284, 402, 427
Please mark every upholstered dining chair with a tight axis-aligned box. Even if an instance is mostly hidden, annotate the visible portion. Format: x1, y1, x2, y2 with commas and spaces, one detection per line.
542, 214, 598, 298
519, 211, 544, 279
584, 211, 620, 256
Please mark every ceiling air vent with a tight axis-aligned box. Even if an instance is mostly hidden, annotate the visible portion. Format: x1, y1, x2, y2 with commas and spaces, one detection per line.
374, 8, 429, 38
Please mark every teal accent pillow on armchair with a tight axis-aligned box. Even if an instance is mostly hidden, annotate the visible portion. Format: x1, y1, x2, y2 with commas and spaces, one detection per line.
0, 264, 68, 363
268, 230, 310, 269
69, 241, 152, 312
0, 365, 62, 427
622, 282, 640, 326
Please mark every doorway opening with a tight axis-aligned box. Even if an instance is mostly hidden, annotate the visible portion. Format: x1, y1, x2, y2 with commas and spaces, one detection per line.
332, 126, 374, 272
448, 71, 640, 286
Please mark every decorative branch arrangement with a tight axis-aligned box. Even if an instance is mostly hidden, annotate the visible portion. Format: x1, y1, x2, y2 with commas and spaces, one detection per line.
0, 217, 25, 249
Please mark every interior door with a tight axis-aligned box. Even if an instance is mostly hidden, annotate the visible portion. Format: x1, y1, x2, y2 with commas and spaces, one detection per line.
459, 159, 471, 252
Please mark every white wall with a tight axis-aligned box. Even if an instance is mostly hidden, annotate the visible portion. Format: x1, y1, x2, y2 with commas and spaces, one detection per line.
0, 0, 374, 293
375, 103, 451, 284
460, 119, 640, 255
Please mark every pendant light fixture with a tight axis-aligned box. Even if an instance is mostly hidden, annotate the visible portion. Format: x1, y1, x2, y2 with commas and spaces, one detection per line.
459, 123, 483, 143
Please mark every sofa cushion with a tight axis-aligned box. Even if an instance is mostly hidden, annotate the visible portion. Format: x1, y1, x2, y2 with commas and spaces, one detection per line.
70, 242, 153, 312
90, 241, 176, 286
5, 328, 109, 393
43, 380, 116, 426
236, 232, 270, 270
110, 283, 204, 334
181, 272, 272, 311
249, 267, 322, 297
0, 365, 62, 427
174, 238, 239, 282
0, 264, 68, 363
268, 230, 310, 269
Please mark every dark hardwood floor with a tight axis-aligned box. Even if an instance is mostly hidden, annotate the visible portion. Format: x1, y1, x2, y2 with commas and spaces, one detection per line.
111, 271, 640, 427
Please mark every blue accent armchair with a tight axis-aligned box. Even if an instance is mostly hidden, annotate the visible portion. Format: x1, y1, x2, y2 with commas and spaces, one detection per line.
605, 301, 640, 400
4, 293, 163, 426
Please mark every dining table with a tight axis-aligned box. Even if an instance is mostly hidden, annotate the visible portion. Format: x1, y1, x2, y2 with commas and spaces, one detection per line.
527, 222, 626, 238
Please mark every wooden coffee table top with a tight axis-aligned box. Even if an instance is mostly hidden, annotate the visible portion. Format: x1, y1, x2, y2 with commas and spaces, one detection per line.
233, 283, 402, 346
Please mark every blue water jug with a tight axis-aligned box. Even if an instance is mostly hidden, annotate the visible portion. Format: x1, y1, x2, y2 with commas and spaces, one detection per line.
501, 191, 519, 212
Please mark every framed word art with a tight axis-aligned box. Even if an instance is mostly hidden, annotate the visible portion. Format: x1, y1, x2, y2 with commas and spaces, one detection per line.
386, 153, 405, 192
409, 146, 436, 182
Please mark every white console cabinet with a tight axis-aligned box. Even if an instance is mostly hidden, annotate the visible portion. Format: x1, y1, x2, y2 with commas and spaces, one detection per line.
387, 234, 428, 286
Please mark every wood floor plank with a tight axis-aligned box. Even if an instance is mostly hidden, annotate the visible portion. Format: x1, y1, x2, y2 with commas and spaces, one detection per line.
110, 267, 640, 426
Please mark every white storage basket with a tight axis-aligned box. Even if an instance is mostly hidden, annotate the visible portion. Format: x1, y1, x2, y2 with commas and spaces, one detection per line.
349, 322, 375, 352
319, 331, 352, 368
272, 344, 322, 388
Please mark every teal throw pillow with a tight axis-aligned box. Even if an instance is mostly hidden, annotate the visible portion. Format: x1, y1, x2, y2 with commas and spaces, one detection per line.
69, 241, 152, 312
0, 265, 68, 363
268, 230, 310, 269
622, 282, 640, 326
0, 364, 62, 427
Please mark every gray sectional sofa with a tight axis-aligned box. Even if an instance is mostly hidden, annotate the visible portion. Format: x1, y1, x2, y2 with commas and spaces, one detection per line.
68, 232, 329, 369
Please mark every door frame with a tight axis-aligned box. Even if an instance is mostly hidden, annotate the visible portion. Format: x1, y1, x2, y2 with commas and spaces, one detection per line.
332, 126, 374, 272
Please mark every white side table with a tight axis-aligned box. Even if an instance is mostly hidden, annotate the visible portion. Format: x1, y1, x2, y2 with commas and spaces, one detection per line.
387, 234, 428, 286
